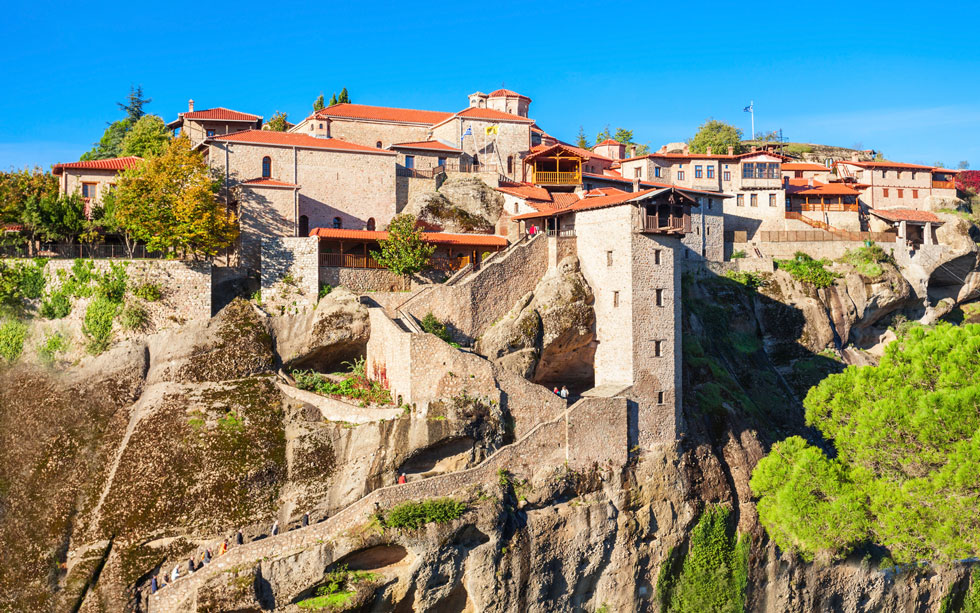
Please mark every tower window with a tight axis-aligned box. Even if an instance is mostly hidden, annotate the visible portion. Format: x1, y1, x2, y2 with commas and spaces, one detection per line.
298, 215, 309, 237
654, 249, 662, 265
607, 251, 613, 266
332, 217, 342, 229
366, 218, 376, 231
613, 291, 620, 307
655, 289, 664, 307
654, 340, 664, 357
262, 156, 272, 178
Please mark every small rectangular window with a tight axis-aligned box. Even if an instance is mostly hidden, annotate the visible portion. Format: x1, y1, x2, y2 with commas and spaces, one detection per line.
654, 249, 662, 265
769, 193, 776, 207
737, 194, 744, 206
613, 291, 620, 307
723, 170, 731, 182
437, 157, 446, 166
607, 251, 613, 266
897, 171, 903, 180
695, 165, 703, 178
750, 194, 758, 207
657, 391, 665, 405
897, 189, 904, 198
82, 183, 97, 198
405, 155, 415, 169
913, 189, 919, 198
677, 171, 685, 181
708, 198, 713, 210
654, 340, 663, 357
654, 166, 662, 178
634, 167, 641, 178
883, 188, 889, 197
206, 129, 216, 137
655, 288, 664, 306
707, 166, 715, 179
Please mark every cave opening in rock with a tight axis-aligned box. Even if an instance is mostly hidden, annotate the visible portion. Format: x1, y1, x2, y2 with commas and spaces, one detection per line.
399, 437, 477, 478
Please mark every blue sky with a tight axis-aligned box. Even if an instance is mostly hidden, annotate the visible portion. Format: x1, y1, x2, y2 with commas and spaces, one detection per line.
2, 0, 979, 170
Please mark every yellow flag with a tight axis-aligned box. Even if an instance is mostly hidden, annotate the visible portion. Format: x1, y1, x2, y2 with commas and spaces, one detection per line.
484, 125, 499, 136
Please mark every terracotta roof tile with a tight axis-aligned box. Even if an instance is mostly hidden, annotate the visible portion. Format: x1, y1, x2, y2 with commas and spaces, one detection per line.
839, 160, 934, 171
595, 139, 621, 147
314, 103, 452, 125
453, 107, 535, 123
488, 89, 530, 100
210, 130, 395, 154
241, 178, 300, 188
781, 162, 829, 171
786, 178, 861, 196
870, 209, 943, 224
183, 107, 260, 121
52, 156, 143, 174
309, 228, 507, 247
389, 140, 462, 153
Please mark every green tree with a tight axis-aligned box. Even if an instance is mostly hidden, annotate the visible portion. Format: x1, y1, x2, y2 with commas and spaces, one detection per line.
337, 87, 350, 104
81, 119, 132, 161
689, 119, 744, 155
613, 128, 634, 145
117, 84, 151, 123
576, 126, 589, 149
21, 193, 85, 245
595, 125, 611, 144
0, 167, 58, 224
329, 93, 338, 106
313, 93, 325, 111
370, 214, 435, 277
265, 111, 288, 132
121, 115, 169, 157
750, 323, 980, 563
111, 136, 236, 258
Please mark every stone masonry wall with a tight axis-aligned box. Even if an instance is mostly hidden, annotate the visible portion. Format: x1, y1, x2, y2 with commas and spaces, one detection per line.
400, 234, 548, 343
41, 258, 212, 322
316, 117, 432, 149
320, 267, 410, 293
261, 237, 319, 314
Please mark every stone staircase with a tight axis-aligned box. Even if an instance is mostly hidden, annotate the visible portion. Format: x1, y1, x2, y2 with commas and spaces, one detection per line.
147, 395, 624, 611
785, 210, 866, 241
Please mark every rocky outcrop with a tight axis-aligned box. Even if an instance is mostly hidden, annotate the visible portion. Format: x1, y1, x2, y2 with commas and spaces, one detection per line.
404, 175, 504, 233
270, 287, 370, 371
476, 256, 596, 386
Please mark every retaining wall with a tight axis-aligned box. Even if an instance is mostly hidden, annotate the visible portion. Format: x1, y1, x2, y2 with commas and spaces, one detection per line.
261, 237, 319, 314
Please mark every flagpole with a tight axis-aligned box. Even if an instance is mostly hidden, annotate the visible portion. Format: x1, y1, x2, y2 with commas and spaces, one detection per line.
751, 101, 755, 141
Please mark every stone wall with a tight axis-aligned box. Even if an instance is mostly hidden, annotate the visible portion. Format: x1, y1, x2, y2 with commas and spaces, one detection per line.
260, 237, 319, 314
238, 185, 296, 269
320, 267, 410, 293
395, 175, 440, 212
683, 200, 724, 263
315, 117, 432, 150
42, 258, 212, 322
400, 234, 549, 343
743, 239, 901, 261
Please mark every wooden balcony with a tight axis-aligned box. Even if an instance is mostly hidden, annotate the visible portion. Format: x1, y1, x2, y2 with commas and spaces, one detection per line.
533, 170, 581, 185
933, 180, 955, 190
793, 202, 859, 212
640, 213, 690, 235
319, 253, 383, 268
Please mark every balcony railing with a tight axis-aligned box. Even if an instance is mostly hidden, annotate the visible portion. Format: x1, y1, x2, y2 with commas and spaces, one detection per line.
533, 171, 581, 185
740, 177, 783, 189
545, 228, 576, 238
396, 166, 445, 179
933, 180, 956, 190
641, 213, 690, 234
319, 253, 384, 268
793, 202, 860, 212
0, 243, 176, 260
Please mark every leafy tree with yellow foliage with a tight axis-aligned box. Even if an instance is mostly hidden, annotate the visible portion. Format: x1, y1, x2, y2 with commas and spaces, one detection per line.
111, 136, 237, 258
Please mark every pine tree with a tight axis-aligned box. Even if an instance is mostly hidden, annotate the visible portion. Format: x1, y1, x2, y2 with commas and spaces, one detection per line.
313, 94, 325, 111
117, 85, 151, 123
338, 88, 350, 104
575, 126, 589, 149
329, 93, 337, 106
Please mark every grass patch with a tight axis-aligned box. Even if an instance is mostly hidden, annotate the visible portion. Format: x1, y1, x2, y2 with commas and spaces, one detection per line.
840, 244, 893, 279
380, 498, 466, 530
119, 302, 149, 331
82, 297, 119, 355
728, 330, 762, 354
132, 281, 162, 301
730, 250, 746, 259
293, 358, 392, 406
297, 565, 379, 610
775, 252, 840, 288
0, 319, 28, 363
37, 331, 69, 365
724, 270, 765, 290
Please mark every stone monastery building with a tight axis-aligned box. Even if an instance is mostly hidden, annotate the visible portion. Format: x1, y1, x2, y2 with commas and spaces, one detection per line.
51, 87, 965, 448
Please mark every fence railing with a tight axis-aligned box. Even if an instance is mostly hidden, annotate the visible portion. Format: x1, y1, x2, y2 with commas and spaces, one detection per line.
0, 243, 174, 259
641, 213, 690, 234
792, 203, 860, 212
319, 253, 384, 269
533, 171, 581, 185
396, 166, 444, 179
545, 228, 576, 238
755, 230, 897, 243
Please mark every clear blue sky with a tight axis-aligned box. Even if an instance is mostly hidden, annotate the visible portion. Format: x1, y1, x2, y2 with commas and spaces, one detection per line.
2, 0, 979, 170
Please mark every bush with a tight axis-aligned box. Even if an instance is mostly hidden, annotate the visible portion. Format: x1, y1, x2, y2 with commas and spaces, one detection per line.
724, 270, 765, 290
421, 312, 451, 343
94, 262, 128, 302
292, 365, 392, 405
731, 250, 746, 259
0, 320, 28, 363
39, 290, 72, 319
297, 565, 379, 610
318, 284, 332, 300
0, 259, 47, 313
18, 259, 46, 299
775, 252, 840, 288
37, 331, 69, 365
133, 281, 162, 301
83, 297, 119, 354
841, 244, 893, 279
381, 498, 467, 530
119, 302, 149, 331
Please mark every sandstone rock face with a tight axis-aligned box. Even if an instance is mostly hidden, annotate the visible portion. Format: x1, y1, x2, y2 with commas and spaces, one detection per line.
404, 175, 504, 233
476, 256, 596, 387
270, 287, 371, 371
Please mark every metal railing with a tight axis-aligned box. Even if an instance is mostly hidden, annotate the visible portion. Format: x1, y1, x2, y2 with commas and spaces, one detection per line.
533, 171, 581, 185
319, 253, 383, 268
0, 243, 174, 259
396, 166, 445, 179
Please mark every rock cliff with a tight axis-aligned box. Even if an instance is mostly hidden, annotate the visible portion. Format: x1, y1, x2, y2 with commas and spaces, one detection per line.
403, 176, 504, 233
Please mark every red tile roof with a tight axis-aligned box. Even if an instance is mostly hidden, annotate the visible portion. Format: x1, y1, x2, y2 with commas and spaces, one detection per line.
389, 140, 462, 153
52, 156, 143, 174
786, 178, 861, 196
183, 107, 260, 121
496, 183, 553, 201
623, 150, 791, 163
782, 162, 829, 171
309, 227, 507, 247
209, 130, 395, 154
869, 209, 943, 224
551, 193, 581, 209
452, 107, 535, 123
2, 223, 24, 232
314, 103, 453, 125
241, 178, 299, 188
839, 160, 934, 171
584, 187, 628, 197
594, 139, 621, 147
525, 143, 592, 162
489, 89, 530, 100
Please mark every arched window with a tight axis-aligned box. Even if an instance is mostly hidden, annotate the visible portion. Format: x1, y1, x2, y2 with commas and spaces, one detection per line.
261, 156, 271, 178
366, 218, 376, 231
332, 217, 342, 229
298, 215, 309, 237
376, 141, 382, 149
506, 155, 513, 175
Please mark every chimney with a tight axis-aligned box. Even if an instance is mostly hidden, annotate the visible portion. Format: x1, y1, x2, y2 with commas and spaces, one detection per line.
706, 146, 712, 155
632, 178, 640, 192
629, 144, 637, 158
727, 146, 734, 156
659, 145, 668, 154
188, 99, 194, 112
682, 144, 690, 155
851, 152, 860, 162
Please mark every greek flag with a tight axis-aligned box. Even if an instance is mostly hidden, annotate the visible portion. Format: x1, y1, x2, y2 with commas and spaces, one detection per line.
743, 103, 753, 113
461, 126, 472, 145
